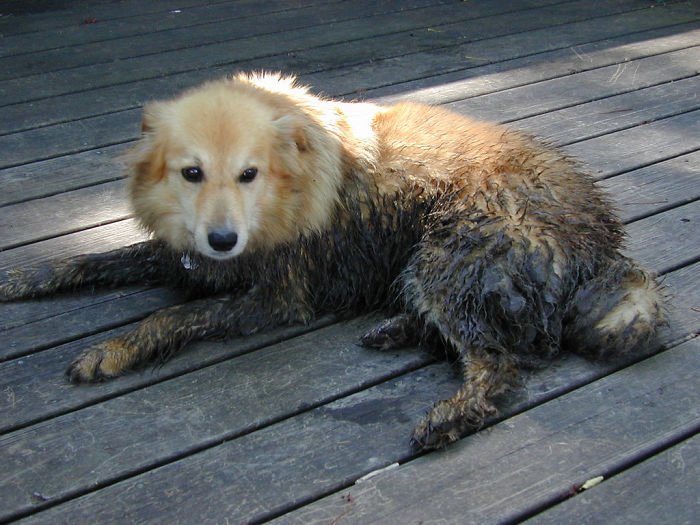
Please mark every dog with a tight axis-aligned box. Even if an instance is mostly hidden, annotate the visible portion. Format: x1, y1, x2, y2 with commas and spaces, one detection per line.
0, 72, 664, 449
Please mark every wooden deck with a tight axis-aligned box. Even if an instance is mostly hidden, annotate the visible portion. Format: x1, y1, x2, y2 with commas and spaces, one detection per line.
1, 0, 699, 523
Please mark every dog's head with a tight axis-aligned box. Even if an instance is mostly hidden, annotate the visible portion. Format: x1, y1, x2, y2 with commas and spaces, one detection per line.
128, 73, 343, 260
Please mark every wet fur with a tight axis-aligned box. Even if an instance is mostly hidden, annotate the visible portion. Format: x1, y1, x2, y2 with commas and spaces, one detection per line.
0, 73, 664, 449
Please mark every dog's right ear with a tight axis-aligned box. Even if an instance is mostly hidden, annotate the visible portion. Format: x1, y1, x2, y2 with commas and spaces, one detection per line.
140, 101, 166, 134
272, 112, 311, 153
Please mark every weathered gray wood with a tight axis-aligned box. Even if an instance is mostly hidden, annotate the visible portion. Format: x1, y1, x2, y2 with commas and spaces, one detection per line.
0, 315, 338, 434
0, 143, 129, 207
0, 156, 694, 342
0, 317, 432, 521
0, 0, 562, 107
0, 108, 139, 169
657, 262, 700, 343
2, 259, 697, 521
2, 11, 696, 201
0, 218, 145, 270
564, 109, 700, 178
0, 240, 696, 449
601, 151, 700, 223
525, 435, 700, 525
625, 200, 700, 275
0, 0, 344, 59
0, 0, 233, 36
18, 334, 698, 524
0, 0, 642, 108
0, 0, 444, 78
0, 180, 129, 250
0, 287, 183, 361
362, 20, 700, 104
7, 361, 459, 524
6, 29, 700, 144
513, 76, 700, 147
1, 2, 699, 523
446, 46, 700, 125
271, 338, 700, 525
0, 286, 142, 332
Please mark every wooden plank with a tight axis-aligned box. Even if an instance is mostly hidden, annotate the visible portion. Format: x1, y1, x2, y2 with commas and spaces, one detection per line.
525, 435, 700, 525
6, 32, 700, 142
514, 76, 700, 146
4, 5, 697, 139
0, 108, 139, 170
0, 0, 643, 107
270, 338, 700, 525
0, 315, 338, 434
0, 0, 260, 36
0, 148, 695, 333
17, 334, 700, 524
600, 151, 700, 223
362, 19, 700, 104
445, 46, 700, 124
0, 179, 128, 248
0, 0, 337, 59
0, 287, 183, 361
0, 317, 432, 521
0, 221, 149, 333
0, 0, 444, 78
2, 10, 696, 186
0, 285, 169, 333
0, 143, 129, 207
564, 110, 700, 178
0, 218, 145, 270
625, 200, 700, 275
0, 180, 129, 250
659, 262, 700, 342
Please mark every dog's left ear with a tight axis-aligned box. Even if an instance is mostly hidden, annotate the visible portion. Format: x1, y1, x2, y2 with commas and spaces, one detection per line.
140, 101, 167, 135
273, 113, 309, 153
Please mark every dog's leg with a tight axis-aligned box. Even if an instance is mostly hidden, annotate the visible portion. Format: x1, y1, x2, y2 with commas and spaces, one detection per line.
411, 348, 518, 450
66, 286, 311, 383
400, 212, 567, 449
0, 241, 167, 300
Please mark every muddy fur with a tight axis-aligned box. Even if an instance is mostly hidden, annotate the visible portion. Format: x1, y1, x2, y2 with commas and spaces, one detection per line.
0, 73, 665, 450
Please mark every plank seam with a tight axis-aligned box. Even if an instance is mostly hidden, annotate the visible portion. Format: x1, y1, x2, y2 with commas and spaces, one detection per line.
505, 416, 700, 524
0, 0, 423, 68
247, 338, 700, 523
0, 0, 296, 39
0, 0, 646, 109
0, 350, 434, 523
0, 315, 340, 435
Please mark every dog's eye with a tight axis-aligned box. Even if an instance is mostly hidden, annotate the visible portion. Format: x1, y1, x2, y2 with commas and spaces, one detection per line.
239, 167, 258, 183
181, 166, 204, 183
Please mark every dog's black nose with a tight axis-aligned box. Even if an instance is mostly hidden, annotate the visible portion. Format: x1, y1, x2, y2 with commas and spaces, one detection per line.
207, 229, 238, 252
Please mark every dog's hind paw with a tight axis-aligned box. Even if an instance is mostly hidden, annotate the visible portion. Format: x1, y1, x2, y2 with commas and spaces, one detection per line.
410, 397, 496, 451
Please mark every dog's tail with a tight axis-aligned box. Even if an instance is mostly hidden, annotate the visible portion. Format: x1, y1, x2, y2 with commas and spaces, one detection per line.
563, 259, 665, 359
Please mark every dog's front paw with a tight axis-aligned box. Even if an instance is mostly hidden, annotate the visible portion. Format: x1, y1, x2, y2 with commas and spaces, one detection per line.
66, 339, 136, 383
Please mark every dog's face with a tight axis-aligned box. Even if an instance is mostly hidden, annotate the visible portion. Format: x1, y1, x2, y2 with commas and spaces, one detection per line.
129, 80, 323, 260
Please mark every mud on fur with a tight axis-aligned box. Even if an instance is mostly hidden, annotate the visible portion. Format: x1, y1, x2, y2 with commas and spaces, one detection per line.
0, 72, 665, 450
